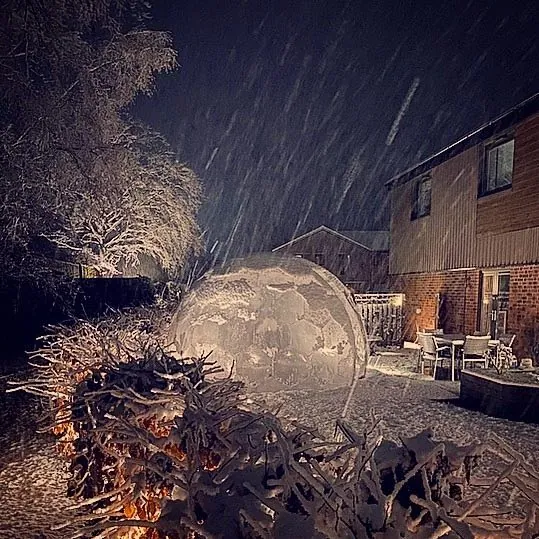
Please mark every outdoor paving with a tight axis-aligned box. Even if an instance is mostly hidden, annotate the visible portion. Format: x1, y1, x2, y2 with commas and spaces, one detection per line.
1, 350, 539, 537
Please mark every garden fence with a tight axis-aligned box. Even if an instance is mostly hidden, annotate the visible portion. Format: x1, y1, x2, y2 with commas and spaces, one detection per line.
352, 293, 405, 347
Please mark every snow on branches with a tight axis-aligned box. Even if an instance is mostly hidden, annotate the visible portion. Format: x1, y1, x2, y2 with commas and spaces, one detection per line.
11, 305, 539, 538
46, 128, 202, 278
0, 0, 202, 283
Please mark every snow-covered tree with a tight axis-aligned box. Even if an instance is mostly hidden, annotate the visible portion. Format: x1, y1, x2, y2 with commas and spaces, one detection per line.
0, 0, 202, 281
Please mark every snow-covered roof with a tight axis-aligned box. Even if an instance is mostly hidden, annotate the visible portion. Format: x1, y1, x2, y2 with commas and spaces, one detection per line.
338, 230, 389, 251
272, 225, 389, 252
386, 91, 539, 189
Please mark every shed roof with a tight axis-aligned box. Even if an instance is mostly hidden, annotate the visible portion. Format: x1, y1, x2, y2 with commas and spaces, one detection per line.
272, 225, 389, 252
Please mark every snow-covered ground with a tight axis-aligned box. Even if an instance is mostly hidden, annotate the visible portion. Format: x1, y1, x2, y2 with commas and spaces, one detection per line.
250, 349, 539, 458
1, 350, 539, 538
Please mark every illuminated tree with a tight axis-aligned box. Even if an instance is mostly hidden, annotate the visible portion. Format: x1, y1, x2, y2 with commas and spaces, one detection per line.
0, 0, 202, 281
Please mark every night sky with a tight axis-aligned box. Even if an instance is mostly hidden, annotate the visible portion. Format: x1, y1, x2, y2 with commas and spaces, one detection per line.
133, 0, 539, 260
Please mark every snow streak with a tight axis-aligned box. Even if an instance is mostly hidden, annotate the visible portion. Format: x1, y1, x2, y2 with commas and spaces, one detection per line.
385, 77, 420, 146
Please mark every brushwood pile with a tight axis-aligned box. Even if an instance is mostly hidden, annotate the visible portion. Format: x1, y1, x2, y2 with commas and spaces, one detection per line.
12, 290, 539, 538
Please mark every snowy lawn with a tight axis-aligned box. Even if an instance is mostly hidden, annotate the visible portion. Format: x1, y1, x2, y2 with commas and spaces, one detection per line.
249, 348, 539, 517
1, 349, 539, 537
0, 374, 76, 539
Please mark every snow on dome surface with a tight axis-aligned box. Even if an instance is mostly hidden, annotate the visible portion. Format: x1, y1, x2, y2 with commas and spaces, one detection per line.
169, 253, 368, 391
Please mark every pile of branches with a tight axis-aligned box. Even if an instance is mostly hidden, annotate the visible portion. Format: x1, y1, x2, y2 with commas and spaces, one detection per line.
14, 297, 176, 455
11, 301, 539, 538
13, 344, 539, 538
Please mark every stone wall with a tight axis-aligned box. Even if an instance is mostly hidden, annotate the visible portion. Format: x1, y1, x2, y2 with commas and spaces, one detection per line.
460, 370, 539, 423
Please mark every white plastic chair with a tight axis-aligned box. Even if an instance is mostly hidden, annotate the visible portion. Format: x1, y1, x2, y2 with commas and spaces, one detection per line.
417, 332, 450, 379
461, 335, 491, 369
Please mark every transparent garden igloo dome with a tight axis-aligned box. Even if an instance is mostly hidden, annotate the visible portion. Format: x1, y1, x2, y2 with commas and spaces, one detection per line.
169, 253, 368, 391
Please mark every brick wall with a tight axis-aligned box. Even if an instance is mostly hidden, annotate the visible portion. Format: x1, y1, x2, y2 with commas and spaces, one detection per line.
508, 264, 539, 358
391, 270, 480, 341
392, 265, 539, 359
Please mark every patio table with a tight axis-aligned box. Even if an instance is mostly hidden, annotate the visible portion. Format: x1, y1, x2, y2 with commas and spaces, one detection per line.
434, 334, 500, 382
435, 334, 464, 382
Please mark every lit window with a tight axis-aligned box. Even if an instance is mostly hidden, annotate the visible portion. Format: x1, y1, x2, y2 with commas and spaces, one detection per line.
482, 139, 514, 195
411, 176, 431, 219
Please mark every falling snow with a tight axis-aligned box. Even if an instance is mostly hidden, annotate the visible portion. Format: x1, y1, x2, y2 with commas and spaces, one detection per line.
385, 77, 421, 146
3, 351, 539, 536
135, 0, 539, 258
1, 1, 539, 535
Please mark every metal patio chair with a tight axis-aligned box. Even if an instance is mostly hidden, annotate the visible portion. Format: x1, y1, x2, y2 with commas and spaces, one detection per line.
461, 335, 491, 370
416, 332, 450, 379
499, 333, 516, 348
415, 327, 443, 344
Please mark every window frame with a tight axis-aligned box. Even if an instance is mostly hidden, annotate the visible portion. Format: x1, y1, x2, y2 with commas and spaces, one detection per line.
479, 136, 515, 197
411, 174, 432, 220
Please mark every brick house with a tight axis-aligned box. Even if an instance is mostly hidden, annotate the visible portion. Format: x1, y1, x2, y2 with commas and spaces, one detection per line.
272, 225, 389, 292
386, 92, 539, 358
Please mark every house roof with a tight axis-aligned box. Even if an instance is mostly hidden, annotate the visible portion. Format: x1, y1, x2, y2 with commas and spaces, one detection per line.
385, 92, 539, 190
338, 230, 390, 251
272, 225, 389, 252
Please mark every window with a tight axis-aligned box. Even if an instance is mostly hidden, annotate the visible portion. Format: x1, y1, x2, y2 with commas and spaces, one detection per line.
411, 176, 431, 219
495, 273, 510, 336
497, 272, 510, 312
481, 138, 514, 195
479, 270, 510, 336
